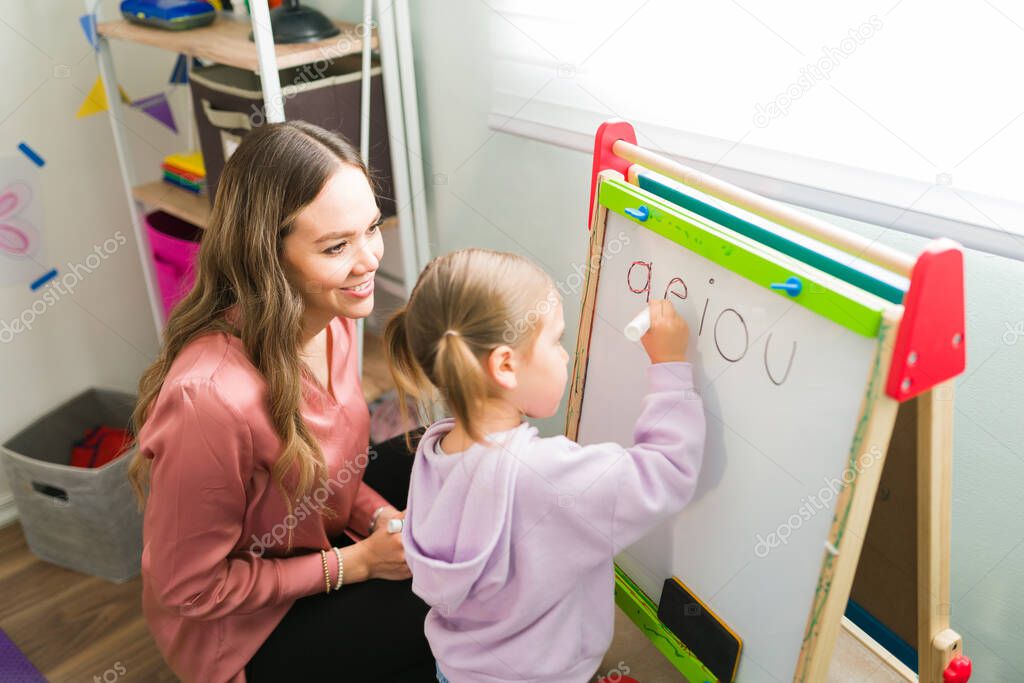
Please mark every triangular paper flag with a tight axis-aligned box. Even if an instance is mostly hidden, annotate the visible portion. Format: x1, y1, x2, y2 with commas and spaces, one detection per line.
79, 13, 98, 51
76, 77, 108, 118
132, 93, 178, 133
76, 78, 131, 118
170, 54, 189, 85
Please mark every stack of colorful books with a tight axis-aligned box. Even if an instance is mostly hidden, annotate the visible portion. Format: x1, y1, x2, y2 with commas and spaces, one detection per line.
162, 151, 206, 195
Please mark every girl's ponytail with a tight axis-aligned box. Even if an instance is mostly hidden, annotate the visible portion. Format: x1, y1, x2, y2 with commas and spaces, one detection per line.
434, 330, 489, 443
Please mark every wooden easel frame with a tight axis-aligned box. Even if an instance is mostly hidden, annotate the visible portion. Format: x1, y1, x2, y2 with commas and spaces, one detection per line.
566, 121, 970, 682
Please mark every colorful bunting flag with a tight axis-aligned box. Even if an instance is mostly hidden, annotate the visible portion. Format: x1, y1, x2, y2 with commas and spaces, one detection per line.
132, 93, 178, 133
78, 13, 98, 51
170, 53, 189, 85
76, 77, 107, 118
76, 77, 131, 118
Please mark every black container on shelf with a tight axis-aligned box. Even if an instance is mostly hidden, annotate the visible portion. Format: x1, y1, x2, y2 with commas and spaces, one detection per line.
189, 54, 395, 215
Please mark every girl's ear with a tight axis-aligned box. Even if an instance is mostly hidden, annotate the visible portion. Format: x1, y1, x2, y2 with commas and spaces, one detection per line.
486, 345, 518, 391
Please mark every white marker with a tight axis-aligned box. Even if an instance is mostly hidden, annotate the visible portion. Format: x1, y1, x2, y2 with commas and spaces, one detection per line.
387, 518, 404, 534
624, 307, 651, 342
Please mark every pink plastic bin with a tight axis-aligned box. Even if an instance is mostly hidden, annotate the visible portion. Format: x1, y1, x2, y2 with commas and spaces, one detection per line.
145, 211, 202, 319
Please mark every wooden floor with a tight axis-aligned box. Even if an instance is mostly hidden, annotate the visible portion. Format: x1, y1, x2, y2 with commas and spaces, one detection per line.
0, 522, 174, 682
1, 518, 916, 683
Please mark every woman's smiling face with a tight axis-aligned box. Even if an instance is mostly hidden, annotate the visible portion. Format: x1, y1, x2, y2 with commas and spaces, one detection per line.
280, 163, 384, 323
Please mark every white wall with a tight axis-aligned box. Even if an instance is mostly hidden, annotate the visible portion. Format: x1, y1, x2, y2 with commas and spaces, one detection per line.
0, 1, 184, 522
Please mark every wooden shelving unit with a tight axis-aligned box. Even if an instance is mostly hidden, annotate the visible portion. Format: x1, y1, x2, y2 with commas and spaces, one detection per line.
90, 0, 429, 352
96, 15, 375, 72
131, 181, 211, 228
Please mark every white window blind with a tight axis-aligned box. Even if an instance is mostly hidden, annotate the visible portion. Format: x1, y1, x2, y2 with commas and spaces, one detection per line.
489, 0, 1024, 259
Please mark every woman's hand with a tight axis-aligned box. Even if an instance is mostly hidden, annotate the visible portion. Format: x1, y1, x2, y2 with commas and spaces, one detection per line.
359, 509, 411, 581
373, 505, 403, 533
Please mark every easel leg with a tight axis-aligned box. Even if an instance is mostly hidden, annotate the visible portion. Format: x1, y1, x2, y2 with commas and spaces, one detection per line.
917, 382, 968, 681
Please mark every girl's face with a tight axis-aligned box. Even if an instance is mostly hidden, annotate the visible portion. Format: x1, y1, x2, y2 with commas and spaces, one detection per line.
509, 294, 571, 419
280, 164, 383, 323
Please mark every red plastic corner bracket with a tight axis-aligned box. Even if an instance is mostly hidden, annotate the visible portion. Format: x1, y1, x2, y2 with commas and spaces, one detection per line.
943, 654, 972, 683
886, 238, 966, 401
588, 120, 637, 230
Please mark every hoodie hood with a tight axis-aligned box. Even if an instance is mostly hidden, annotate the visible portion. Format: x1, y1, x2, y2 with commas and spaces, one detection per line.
403, 418, 537, 614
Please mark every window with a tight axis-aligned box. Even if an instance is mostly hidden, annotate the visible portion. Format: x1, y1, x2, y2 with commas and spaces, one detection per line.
489, 0, 1024, 259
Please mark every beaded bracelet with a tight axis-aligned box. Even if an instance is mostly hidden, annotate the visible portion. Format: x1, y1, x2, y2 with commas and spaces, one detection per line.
320, 549, 331, 594
332, 546, 344, 591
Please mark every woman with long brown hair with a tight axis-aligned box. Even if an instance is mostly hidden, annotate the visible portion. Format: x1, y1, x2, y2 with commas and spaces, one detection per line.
129, 121, 433, 682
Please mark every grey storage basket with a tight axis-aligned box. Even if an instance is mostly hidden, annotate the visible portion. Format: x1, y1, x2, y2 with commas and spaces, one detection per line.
1, 388, 142, 583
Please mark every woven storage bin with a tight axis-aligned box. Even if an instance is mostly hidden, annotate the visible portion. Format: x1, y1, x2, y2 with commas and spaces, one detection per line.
1, 388, 142, 583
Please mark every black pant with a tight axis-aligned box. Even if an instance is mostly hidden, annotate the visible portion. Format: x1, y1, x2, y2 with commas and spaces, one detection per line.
245, 430, 434, 682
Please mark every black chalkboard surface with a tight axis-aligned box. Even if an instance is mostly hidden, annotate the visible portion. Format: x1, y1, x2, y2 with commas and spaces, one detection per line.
658, 577, 742, 683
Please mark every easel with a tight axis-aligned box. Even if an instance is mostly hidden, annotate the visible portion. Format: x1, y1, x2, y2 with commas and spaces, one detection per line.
567, 120, 973, 682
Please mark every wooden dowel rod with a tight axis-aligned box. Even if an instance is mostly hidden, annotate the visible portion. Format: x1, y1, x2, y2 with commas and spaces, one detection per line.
613, 140, 916, 278
918, 384, 958, 681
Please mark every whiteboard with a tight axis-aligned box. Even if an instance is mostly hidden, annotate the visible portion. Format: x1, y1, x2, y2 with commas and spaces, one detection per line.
576, 208, 883, 682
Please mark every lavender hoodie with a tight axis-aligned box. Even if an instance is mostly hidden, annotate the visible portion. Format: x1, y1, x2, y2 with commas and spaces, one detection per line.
403, 361, 706, 683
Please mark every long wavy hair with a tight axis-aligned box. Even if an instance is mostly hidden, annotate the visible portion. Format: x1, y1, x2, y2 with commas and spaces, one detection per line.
128, 121, 371, 517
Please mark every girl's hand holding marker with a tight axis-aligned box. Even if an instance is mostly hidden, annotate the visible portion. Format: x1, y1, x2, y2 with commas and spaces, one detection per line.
628, 299, 690, 364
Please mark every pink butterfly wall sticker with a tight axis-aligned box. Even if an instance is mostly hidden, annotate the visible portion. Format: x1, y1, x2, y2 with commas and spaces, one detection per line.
0, 182, 38, 260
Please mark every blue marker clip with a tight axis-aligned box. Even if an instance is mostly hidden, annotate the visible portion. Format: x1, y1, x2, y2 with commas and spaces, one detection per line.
624, 205, 649, 222
770, 276, 802, 297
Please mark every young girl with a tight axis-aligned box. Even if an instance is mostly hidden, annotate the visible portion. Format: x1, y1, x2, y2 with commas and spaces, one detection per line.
384, 248, 706, 683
